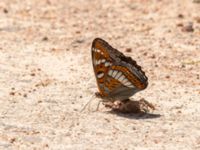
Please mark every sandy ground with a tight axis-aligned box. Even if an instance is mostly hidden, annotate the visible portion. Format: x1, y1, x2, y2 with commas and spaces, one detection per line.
0, 0, 200, 149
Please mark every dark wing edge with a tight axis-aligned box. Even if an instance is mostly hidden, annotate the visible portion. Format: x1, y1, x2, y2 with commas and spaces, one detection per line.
119, 55, 148, 89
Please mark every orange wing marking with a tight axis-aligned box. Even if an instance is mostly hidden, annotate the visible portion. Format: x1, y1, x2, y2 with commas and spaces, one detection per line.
95, 42, 112, 61
111, 66, 146, 89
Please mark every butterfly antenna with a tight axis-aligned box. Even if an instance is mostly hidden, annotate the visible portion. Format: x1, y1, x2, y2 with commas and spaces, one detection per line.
80, 94, 96, 112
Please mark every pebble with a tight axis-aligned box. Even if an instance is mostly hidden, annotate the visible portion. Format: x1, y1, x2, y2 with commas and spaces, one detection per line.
182, 22, 194, 32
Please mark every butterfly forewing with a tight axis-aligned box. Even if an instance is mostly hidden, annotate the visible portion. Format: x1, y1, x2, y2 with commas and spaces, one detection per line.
92, 39, 113, 97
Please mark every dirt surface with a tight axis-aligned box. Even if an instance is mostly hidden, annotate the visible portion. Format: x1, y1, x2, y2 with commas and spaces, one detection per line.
0, 0, 200, 149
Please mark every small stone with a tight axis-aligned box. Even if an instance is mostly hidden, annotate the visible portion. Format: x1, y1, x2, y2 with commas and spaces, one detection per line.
75, 39, 84, 43
193, 0, 200, 3
165, 75, 170, 79
3, 8, 8, 13
197, 74, 199, 79
150, 54, 156, 59
182, 22, 194, 32
177, 23, 183, 27
178, 14, 184, 18
42, 36, 48, 41
132, 127, 136, 130
181, 64, 185, 68
9, 92, 15, 96
44, 144, 49, 148
30, 73, 35, 76
194, 17, 200, 23
23, 94, 27, 98
177, 110, 182, 114
76, 30, 81, 34
9, 138, 16, 143
143, 52, 147, 56
125, 48, 132, 52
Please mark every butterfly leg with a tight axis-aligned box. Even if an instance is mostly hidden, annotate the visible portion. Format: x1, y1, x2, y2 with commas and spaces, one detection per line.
80, 94, 96, 112
95, 100, 103, 111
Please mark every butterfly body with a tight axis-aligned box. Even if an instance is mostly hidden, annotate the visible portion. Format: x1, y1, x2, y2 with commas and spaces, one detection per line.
92, 38, 148, 102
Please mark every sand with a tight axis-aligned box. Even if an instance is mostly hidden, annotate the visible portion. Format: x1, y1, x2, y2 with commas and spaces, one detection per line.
0, 0, 200, 149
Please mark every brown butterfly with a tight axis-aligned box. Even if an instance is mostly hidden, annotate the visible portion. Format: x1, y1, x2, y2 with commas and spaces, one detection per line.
92, 38, 148, 103
82, 38, 151, 112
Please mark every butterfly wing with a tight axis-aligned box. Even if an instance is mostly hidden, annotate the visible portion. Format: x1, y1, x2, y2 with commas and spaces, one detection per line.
92, 38, 113, 97
92, 38, 148, 101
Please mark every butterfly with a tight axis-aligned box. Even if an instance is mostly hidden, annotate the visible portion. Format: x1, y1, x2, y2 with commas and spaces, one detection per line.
92, 38, 148, 103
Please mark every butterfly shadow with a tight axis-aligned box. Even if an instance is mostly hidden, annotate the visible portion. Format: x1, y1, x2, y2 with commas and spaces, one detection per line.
106, 110, 161, 120
104, 100, 161, 120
